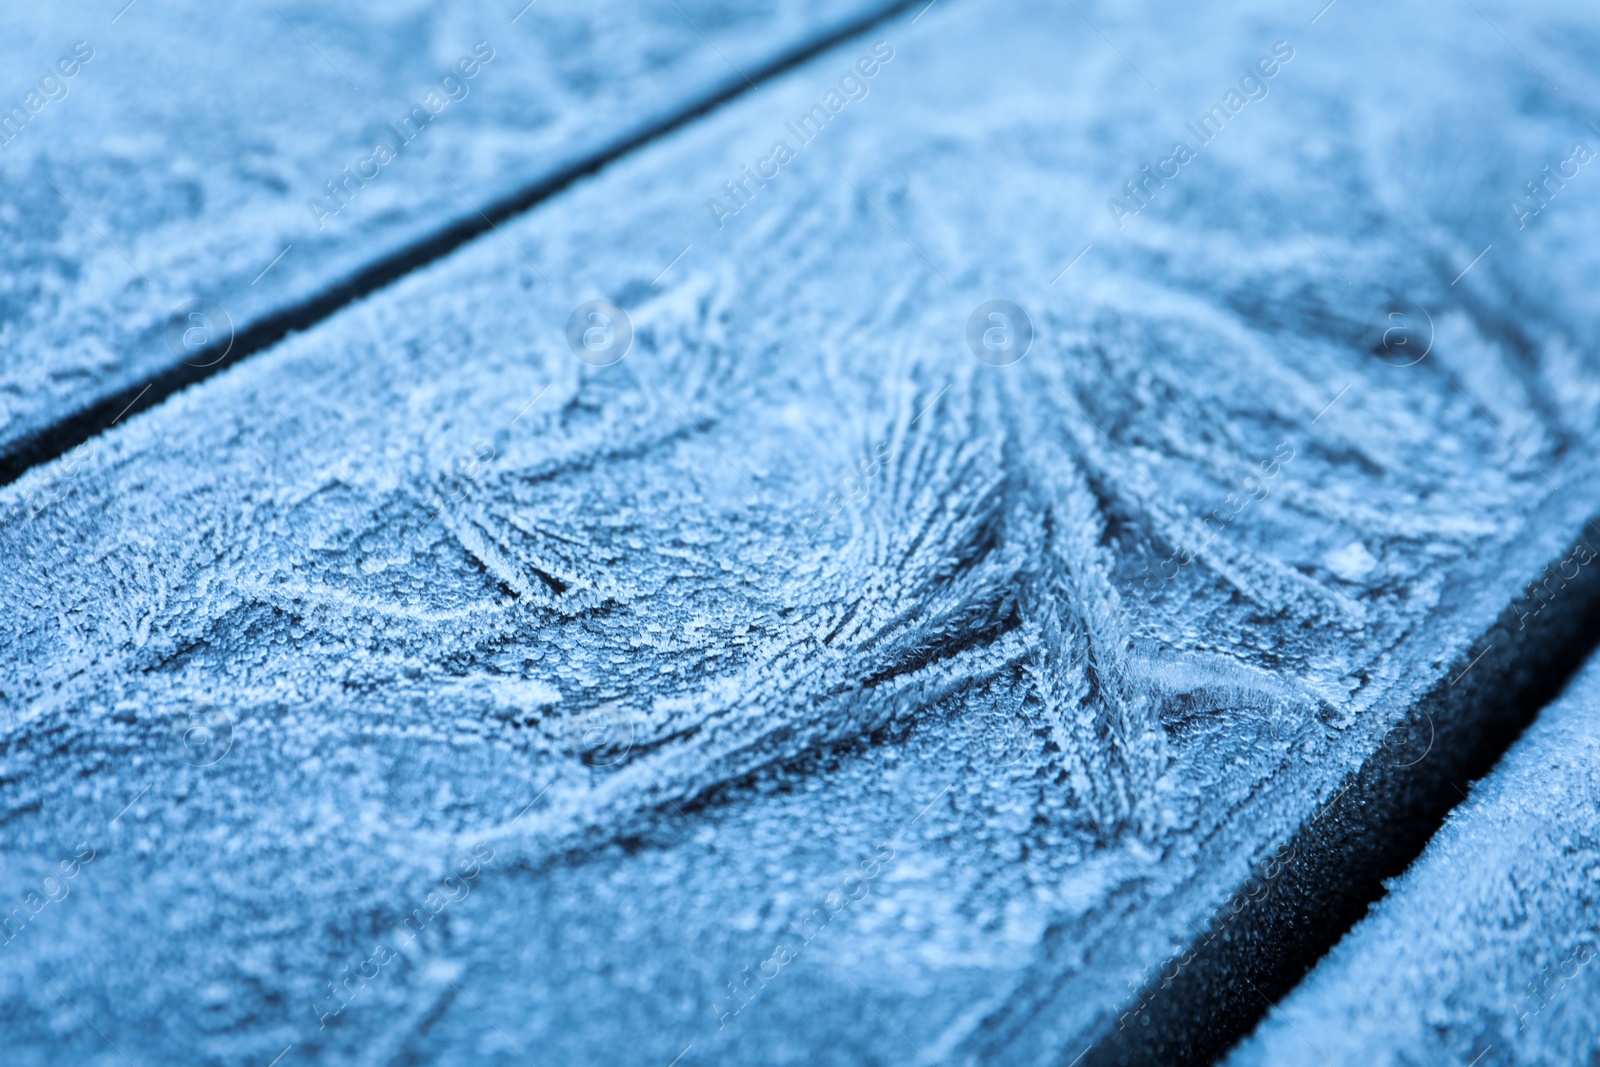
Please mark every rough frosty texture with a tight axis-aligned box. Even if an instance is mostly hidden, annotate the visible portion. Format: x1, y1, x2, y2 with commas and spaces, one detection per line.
1226, 649, 1600, 1067
2, 0, 1600, 1064
0, 0, 898, 470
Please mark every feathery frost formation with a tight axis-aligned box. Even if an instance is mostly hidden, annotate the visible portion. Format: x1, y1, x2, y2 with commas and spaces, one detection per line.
2, 0, 1600, 1063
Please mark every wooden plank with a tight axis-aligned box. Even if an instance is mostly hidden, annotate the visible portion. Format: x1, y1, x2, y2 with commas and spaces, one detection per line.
0, 0, 906, 478
1226, 643, 1600, 1067
2, 0, 1600, 1064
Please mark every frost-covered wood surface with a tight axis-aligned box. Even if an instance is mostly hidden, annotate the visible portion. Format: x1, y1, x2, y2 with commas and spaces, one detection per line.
0, 0, 899, 474
1227, 647, 1600, 1067
3, 0, 1600, 1064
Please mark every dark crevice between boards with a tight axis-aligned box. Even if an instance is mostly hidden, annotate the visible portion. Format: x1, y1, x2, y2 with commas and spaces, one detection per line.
1076, 521, 1600, 1067
0, 0, 931, 489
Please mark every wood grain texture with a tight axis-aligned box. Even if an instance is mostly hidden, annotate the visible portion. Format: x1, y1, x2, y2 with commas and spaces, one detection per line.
1, 0, 1599, 1064
0, 0, 902, 474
